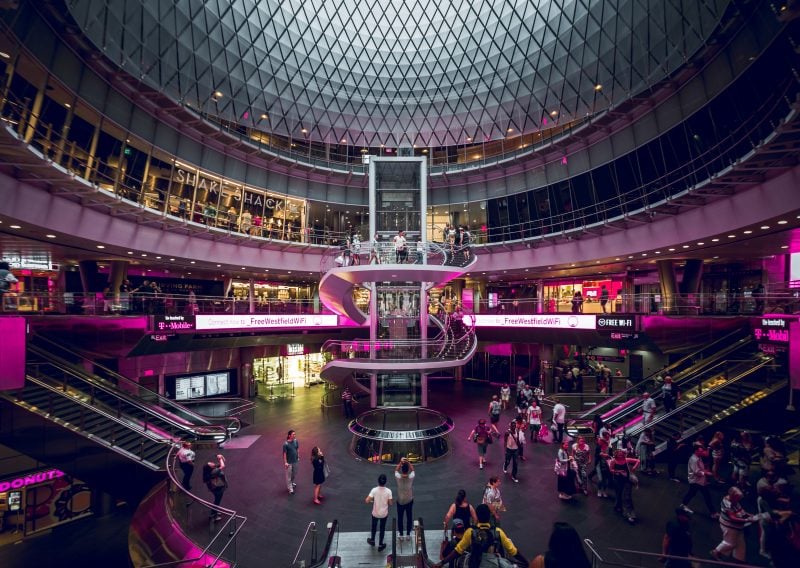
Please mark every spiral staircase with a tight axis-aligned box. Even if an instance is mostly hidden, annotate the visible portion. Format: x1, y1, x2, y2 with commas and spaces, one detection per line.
318, 241, 477, 402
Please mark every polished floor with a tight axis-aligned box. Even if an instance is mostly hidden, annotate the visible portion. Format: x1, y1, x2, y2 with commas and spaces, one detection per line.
0, 381, 774, 567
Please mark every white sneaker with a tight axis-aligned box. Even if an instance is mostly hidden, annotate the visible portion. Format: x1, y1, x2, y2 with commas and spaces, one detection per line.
680, 504, 693, 514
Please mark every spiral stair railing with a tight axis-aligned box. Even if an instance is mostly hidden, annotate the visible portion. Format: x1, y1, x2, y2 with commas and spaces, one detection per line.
318, 240, 477, 391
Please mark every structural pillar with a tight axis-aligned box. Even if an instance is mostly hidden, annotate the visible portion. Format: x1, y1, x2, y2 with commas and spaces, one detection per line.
78, 260, 100, 295
657, 260, 678, 314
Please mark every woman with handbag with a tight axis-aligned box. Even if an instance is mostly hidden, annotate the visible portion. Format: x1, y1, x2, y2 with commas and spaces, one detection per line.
556, 441, 576, 501
311, 446, 326, 504
608, 448, 640, 524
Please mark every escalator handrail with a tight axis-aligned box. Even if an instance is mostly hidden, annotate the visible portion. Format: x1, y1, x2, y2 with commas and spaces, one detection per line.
27, 346, 229, 441
576, 331, 752, 421
11, 375, 173, 467
617, 356, 776, 439
602, 356, 764, 431
29, 336, 239, 436
415, 517, 436, 568
307, 519, 339, 568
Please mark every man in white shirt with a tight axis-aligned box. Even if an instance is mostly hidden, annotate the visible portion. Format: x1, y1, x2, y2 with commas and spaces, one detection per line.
552, 397, 566, 442
393, 230, 407, 263
680, 444, 718, 518
641, 392, 657, 425
366, 473, 393, 551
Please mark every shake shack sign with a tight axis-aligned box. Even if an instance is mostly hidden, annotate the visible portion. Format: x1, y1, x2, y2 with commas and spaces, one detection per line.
173, 169, 284, 210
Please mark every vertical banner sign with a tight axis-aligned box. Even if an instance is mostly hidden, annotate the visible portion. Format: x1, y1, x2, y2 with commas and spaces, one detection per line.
791, 321, 800, 390
0, 317, 26, 390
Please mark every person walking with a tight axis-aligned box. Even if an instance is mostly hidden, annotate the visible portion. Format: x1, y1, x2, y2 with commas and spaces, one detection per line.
394, 458, 415, 541
488, 395, 502, 425
708, 431, 725, 483
500, 384, 511, 410
467, 418, 497, 469
571, 436, 592, 496
502, 421, 522, 483
528, 399, 542, 443
311, 446, 326, 504
176, 441, 195, 491
679, 445, 718, 518
711, 486, 772, 562
283, 430, 299, 495
662, 376, 679, 413
551, 397, 566, 443
202, 454, 227, 521
482, 476, 505, 525
365, 474, 393, 552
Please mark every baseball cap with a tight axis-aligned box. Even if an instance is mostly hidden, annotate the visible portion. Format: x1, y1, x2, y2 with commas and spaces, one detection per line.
451, 518, 465, 530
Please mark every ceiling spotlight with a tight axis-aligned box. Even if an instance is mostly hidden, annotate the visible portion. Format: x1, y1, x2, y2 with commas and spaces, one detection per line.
169, 258, 175, 261
743, 230, 752, 234
697, 242, 705, 245
190, 261, 195, 264
761, 225, 770, 229
9, 225, 21, 229
213, 90, 223, 98
655, 251, 661, 254
781, 245, 789, 249
711, 238, 720, 242
217, 264, 222, 267
682, 245, 690, 249
777, 220, 788, 225
96, 245, 105, 249
594, 84, 603, 91
615, 257, 621, 261
301, 128, 308, 134
668, 248, 676, 251
156, 256, 162, 259
727, 234, 736, 238
260, 113, 268, 120
341, 138, 347, 143
141, 254, 147, 257
127, 251, 133, 254
46, 234, 56, 238
550, 110, 559, 117
507, 128, 514, 133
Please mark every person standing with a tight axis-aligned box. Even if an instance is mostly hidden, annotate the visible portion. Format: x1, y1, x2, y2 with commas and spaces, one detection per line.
341, 387, 355, 418
283, 430, 299, 495
708, 431, 725, 483
311, 446, 326, 505
443, 489, 478, 528
680, 445, 718, 518
502, 421, 522, 483
600, 285, 610, 313
528, 399, 542, 442
0, 261, 19, 312
608, 448, 639, 524
662, 376, 679, 413
552, 397, 566, 443
365, 474, 393, 552
394, 458, 415, 541
393, 230, 407, 263
556, 440, 576, 501
661, 507, 693, 568
202, 454, 227, 521
176, 441, 195, 491
500, 384, 511, 410
571, 436, 592, 496
640, 392, 657, 425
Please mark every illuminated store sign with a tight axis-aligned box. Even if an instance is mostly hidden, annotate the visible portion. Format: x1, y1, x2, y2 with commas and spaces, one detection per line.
154, 314, 196, 332
752, 317, 791, 344
173, 169, 285, 210
596, 316, 636, 331
469, 314, 597, 330
196, 314, 339, 331
0, 469, 64, 491
286, 343, 305, 355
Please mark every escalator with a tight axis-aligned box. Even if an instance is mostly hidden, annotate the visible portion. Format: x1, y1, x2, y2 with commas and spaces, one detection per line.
574, 327, 754, 424
600, 355, 787, 455
0, 335, 234, 501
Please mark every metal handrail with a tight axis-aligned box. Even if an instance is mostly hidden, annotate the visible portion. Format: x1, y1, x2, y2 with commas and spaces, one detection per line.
290, 522, 318, 568
606, 546, 762, 568
11, 375, 172, 467
27, 343, 230, 442
142, 445, 247, 568
319, 239, 451, 274
31, 334, 239, 437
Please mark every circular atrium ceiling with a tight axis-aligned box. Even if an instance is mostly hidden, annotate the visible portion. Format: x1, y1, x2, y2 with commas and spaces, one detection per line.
67, 0, 730, 148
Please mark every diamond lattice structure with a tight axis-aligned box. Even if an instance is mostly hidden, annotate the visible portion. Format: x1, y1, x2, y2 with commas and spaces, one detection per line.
66, 0, 730, 148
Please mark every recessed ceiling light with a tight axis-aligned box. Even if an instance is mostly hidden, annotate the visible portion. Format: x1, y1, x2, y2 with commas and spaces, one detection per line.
9, 225, 21, 229
46, 234, 56, 238
697, 242, 704, 245
713, 256, 719, 259
241, 267, 246, 270
155, 256, 161, 259
628, 256, 633, 259
743, 230, 752, 234
711, 238, 720, 242
778, 220, 788, 225
141, 254, 147, 257
761, 225, 770, 229
190, 261, 195, 264
614, 258, 621, 261
727, 234, 736, 238
550, 110, 558, 117
641, 253, 647, 256
594, 84, 603, 91
507, 128, 513, 133
213, 91, 223, 98
571, 264, 576, 267
96, 245, 105, 249
217, 264, 222, 267
287, 271, 292, 274
655, 251, 661, 254
127, 251, 133, 254
169, 258, 175, 261
682, 245, 689, 249
187, 272, 192, 275
668, 248, 675, 251
781, 245, 789, 249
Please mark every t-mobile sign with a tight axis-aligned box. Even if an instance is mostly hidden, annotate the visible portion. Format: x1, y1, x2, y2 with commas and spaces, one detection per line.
0, 317, 26, 390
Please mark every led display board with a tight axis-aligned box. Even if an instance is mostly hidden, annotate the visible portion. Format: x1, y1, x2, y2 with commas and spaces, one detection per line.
468, 314, 597, 330
195, 314, 339, 331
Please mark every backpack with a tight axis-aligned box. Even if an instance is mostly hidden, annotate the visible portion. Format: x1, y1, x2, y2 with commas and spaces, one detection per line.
466, 527, 509, 568
475, 424, 490, 445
